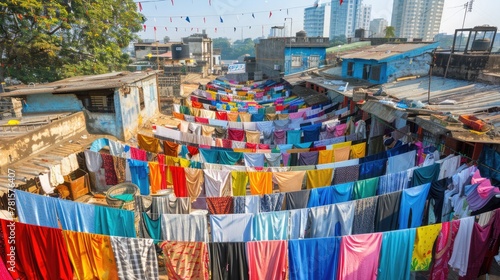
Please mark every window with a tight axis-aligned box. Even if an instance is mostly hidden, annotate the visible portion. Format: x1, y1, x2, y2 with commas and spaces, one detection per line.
370, 65, 381, 81
139, 87, 145, 110
77, 90, 115, 113
347, 62, 354, 76
291, 55, 302, 67
308, 55, 320, 68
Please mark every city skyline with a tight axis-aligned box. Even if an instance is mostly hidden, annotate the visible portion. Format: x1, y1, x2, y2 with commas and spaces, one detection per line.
138, 0, 500, 41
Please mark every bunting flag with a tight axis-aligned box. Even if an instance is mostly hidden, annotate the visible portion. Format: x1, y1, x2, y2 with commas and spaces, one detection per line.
153, 26, 157, 31
197, 28, 199, 32
143, 24, 146, 31
287, 9, 289, 15
203, 17, 206, 23
234, 27, 236, 32
155, 4, 157, 10
138, 2, 142, 11
170, 17, 172, 22
215, 27, 217, 33
219, 16, 223, 23
340, 0, 343, 5
175, 27, 178, 31
171, 0, 174, 5
208, 0, 211, 5
269, 11, 272, 18
191, 27, 193, 31
252, 13, 255, 18
185, 16, 190, 23
165, 27, 168, 31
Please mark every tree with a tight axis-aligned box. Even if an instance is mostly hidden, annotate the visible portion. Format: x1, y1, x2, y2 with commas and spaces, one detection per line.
212, 37, 232, 59
0, 0, 144, 83
384, 26, 396, 38
163, 36, 170, 43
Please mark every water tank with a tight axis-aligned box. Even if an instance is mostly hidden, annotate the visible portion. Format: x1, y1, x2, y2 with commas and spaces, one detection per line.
471, 38, 491, 51
172, 44, 190, 59
296, 30, 307, 38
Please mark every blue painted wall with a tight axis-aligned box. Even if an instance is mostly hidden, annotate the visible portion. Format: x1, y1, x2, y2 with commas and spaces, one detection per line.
284, 47, 327, 75
23, 93, 83, 113
341, 59, 388, 83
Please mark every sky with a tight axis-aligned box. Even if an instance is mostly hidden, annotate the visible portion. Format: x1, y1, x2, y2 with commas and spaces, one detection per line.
137, 0, 500, 42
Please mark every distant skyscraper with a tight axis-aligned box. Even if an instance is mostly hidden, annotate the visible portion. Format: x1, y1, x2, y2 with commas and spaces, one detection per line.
329, 0, 362, 40
356, 5, 372, 32
391, 0, 445, 41
304, 4, 331, 38
370, 18, 388, 38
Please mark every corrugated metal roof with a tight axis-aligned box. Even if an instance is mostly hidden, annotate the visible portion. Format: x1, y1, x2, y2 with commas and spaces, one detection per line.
1, 71, 159, 97
341, 43, 434, 61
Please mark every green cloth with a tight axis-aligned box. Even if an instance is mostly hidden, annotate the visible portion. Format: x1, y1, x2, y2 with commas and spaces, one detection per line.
94, 205, 136, 238
111, 194, 134, 202
352, 177, 379, 200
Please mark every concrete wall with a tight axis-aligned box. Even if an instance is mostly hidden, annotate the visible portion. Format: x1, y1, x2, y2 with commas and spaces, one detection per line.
386, 53, 431, 82
83, 111, 119, 139
256, 40, 285, 78
342, 59, 387, 83
119, 75, 159, 140
285, 47, 327, 75
23, 93, 84, 113
0, 112, 86, 171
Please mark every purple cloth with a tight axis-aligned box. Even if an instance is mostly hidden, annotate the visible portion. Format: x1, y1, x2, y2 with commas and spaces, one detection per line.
274, 130, 287, 145
333, 165, 360, 185
298, 151, 319, 166
281, 153, 291, 166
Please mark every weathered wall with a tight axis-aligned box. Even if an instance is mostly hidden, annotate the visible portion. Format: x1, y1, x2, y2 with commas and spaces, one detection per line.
83, 110, 120, 139
284, 47, 327, 75
256, 40, 285, 78
119, 75, 160, 140
386, 53, 431, 82
22, 93, 84, 113
0, 112, 86, 171
342, 59, 387, 83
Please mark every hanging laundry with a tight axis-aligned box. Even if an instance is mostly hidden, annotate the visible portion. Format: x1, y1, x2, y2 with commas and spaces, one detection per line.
113, 155, 127, 184
307, 201, 355, 238
246, 240, 288, 280
285, 189, 310, 210
15, 190, 59, 228
248, 171, 273, 195
289, 208, 309, 239
56, 199, 95, 233
63, 231, 118, 280
259, 193, 284, 212
130, 146, 147, 161
359, 158, 386, 180
337, 233, 383, 280
399, 183, 431, 229
352, 196, 378, 234
298, 151, 319, 166
411, 163, 440, 187
163, 140, 180, 157
94, 205, 136, 237
286, 130, 302, 145
245, 130, 261, 144
306, 168, 333, 189
288, 237, 340, 280
110, 236, 159, 279
429, 220, 460, 279
378, 229, 416, 280
333, 164, 360, 185
127, 159, 150, 195
448, 216, 475, 276
204, 169, 232, 197
219, 150, 243, 165
161, 214, 208, 242
207, 197, 234, 214
307, 186, 334, 207
210, 214, 253, 242
377, 170, 408, 195
209, 242, 249, 280
410, 223, 442, 271
332, 182, 354, 203
352, 177, 379, 200
137, 134, 161, 153
169, 166, 187, 197
333, 146, 351, 162
89, 138, 109, 152
386, 150, 416, 174
185, 168, 204, 201
161, 241, 209, 279
148, 162, 162, 194
252, 212, 289, 241
374, 191, 401, 232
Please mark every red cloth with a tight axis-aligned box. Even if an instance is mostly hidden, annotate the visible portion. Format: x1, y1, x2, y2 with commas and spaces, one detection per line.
206, 197, 234, 214
246, 240, 288, 280
221, 139, 233, 149
246, 142, 258, 149
170, 166, 188, 197
130, 146, 147, 161
258, 144, 270, 149
195, 117, 209, 124
228, 128, 245, 141
461, 216, 497, 279
0, 220, 73, 280
191, 100, 203, 109
429, 220, 460, 279
157, 153, 165, 164
215, 111, 228, 120
187, 145, 199, 156
310, 146, 326, 151
100, 153, 118, 185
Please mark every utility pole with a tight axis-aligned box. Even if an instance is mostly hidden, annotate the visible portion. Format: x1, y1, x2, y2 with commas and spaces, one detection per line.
462, 1, 474, 29
285, 18, 293, 74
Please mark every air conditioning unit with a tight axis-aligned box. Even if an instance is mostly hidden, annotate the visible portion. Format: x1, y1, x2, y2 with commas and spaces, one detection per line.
273, 64, 281, 71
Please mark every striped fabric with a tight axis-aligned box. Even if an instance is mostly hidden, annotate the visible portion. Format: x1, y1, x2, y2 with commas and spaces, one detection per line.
110, 236, 159, 280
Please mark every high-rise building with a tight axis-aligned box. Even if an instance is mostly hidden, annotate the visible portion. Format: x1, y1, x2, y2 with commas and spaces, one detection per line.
304, 4, 331, 38
391, 0, 445, 41
329, 0, 362, 40
369, 18, 388, 38
356, 5, 372, 32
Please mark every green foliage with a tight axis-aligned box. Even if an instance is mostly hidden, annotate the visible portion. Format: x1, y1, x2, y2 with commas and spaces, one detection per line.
0, 0, 144, 83
384, 26, 396, 38
213, 37, 255, 60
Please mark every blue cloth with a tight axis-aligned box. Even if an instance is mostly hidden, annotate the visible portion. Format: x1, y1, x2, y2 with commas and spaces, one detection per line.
378, 229, 416, 280
307, 201, 355, 237
56, 199, 95, 233
478, 145, 500, 181
208, 118, 228, 128
332, 182, 353, 203
307, 186, 334, 207
199, 148, 219, 163
411, 163, 440, 187
294, 142, 312, 149
387, 150, 416, 174
274, 119, 290, 130
289, 208, 309, 239
252, 212, 289, 241
287, 130, 302, 145
288, 237, 340, 280
359, 158, 387, 180
179, 145, 189, 159
399, 183, 431, 229
256, 121, 274, 132
219, 150, 243, 165
386, 143, 410, 157
277, 144, 293, 151
289, 118, 303, 130
142, 213, 162, 240
298, 151, 318, 166
251, 113, 265, 122
260, 193, 284, 212
94, 205, 136, 237
89, 138, 110, 152
210, 214, 253, 242
313, 136, 345, 147
360, 150, 387, 163
243, 153, 265, 167
15, 190, 59, 228
302, 124, 321, 142
127, 159, 150, 195
378, 170, 409, 195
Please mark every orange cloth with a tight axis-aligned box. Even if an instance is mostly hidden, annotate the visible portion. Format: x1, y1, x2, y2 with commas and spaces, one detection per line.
318, 150, 334, 164
239, 112, 251, 122
185, 168, 204, 201
248, 171, 273, 195
161, 241, 209, 280
306, 168, 334, 189
201, 125, 215, 137
273, 171, 305, 192
137, 134, 161, 153
334, 146, 351, 162
173, 112, 185, 120
64, 231, 118, 280
148, 162, 163, 194
163, 141, 179, 157
227, 112, 239, 122
191, 100, 203, 109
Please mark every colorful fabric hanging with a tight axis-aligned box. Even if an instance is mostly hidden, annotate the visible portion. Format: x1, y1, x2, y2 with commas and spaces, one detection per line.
161, 241, 209, 279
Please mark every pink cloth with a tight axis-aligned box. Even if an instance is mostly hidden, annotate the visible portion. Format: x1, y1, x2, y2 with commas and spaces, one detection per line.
195, 117, 209, 124
130, 146, 147, 161
334, 124, 347, 137
289, 111, 305, 119
429, 220, 460, 280
222, 139, 233, 149
337, 233, 383, 280
414, 141, 425, 165
471, 170, 500, 199
258, 144, 270, 149
246, 240, 288, 280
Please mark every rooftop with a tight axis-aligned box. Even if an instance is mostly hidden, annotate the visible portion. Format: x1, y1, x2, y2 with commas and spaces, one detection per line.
341, 43, 437, 61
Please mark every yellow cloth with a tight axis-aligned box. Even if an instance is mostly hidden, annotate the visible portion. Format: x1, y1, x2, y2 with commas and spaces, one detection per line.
227, 111, 239, 122
277, 113, 289, 120
185, 168, 204, 201
333, 146, 351, 162
137, 134, 161, 153
273, 171, 305, 192
148, 162, 162, 194
332, 141, 352, 149
350, 142, 366, 159
201, 125, 215, 137
233, 148, 253, 153
248, 171, 273, 195
231, 171, 249, 196
265, 113, 277, 121
179, 158, 191, 167
245, 130, 261, 144
306, 168, 334, 189
64, 231, 119, 280
318, 150, 334, 164
411, 223, 442, 271
239, 112, 251, 122
191, 107, 200, 117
